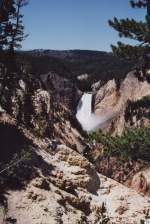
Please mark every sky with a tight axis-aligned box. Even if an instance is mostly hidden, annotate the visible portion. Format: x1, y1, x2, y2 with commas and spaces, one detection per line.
22, 0, 146, 52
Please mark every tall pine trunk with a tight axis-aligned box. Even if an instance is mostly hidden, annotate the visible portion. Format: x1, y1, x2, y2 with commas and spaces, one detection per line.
146, 0, 150, 16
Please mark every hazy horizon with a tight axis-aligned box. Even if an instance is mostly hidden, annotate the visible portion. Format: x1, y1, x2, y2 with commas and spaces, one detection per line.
23, 48, 112, 52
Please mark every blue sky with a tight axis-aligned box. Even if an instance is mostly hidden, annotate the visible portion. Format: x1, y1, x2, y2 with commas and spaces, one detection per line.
22, 0, 146, 51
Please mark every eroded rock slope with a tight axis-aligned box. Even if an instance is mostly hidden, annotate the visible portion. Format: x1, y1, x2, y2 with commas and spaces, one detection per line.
0, 116, 149, 224
93, 72, 150, 135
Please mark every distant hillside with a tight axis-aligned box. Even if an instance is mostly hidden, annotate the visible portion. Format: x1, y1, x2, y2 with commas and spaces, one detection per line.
18, 49, 134, 89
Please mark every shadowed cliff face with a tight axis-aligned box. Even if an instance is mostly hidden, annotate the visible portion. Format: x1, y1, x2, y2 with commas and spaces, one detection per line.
0, 72, 85, 151
0, 124, 32, 163
0, 118, 55, 191
40, 72, 82, 112
0, 75, 52, 137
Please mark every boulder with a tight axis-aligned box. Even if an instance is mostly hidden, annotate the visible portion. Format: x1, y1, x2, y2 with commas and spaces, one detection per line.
131, 168, 150, 196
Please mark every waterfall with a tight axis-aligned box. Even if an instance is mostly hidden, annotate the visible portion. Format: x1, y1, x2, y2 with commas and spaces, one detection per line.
76, 93, 104, 132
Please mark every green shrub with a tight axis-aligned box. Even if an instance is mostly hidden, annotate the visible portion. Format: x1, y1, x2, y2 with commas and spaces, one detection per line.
88, 127, 150, 162
125, 96, 150, 121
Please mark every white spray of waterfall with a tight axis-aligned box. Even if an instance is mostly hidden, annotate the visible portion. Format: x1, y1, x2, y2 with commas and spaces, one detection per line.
76, 93, 106, 132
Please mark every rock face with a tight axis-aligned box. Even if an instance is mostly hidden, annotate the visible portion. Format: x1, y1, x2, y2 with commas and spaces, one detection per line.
0, 71, 150, 223
131, 168, 150, 196
0, 118, 150, 224
40, 72, 82, 112
30, 89, 51, 135
0, 75, 52, 136
93, 72, 150, 135
40, 72, 85, 151
0, 73, 84, 151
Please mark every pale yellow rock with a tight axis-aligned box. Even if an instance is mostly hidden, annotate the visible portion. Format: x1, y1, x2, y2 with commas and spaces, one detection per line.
2, 144, 150, 224
94, 72, 150, 135
131, 168, 150, 196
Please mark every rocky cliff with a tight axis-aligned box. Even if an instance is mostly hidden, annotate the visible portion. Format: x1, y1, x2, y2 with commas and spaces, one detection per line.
0, 71, 150, 223
0, 115, 150, 224
0, 72, 84, 151
93, 71, 150, 135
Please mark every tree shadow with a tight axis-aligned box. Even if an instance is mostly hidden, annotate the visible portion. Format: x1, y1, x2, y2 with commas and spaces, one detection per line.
0, 123, 54, 191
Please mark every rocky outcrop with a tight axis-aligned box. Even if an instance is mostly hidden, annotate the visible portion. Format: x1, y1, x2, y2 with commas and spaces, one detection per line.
40, 72, 82, 112
85, 143, 149, 187
0, 70, 150, 223
93, 72, 150, 135
0, 73, 85, 151
131, 168, 150, 196
50, 145, 100, 194
0, 75, 52, 136
40, 72, 85, 151
0, 118, 150, 224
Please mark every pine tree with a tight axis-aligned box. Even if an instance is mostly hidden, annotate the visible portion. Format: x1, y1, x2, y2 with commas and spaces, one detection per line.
2, 0, 29, 72
0, 0, 28, 55
108, 0, 150, 60
8, 0, 28, 56
0, 0, 15, 51
0, 0, 28, 75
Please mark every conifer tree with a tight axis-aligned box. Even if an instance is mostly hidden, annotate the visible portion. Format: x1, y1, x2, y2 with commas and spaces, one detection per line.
1, 0, 29, 72
0, 0, 28, 54
0, 0, 15, 51
8, 0, 28, 55
108, 0, 150, 60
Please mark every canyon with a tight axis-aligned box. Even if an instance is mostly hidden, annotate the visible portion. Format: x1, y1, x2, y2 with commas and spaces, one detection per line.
0, 68, 150, 224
